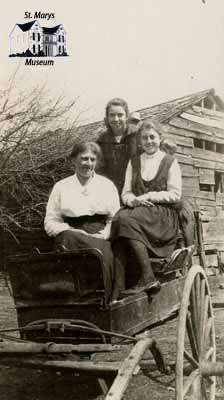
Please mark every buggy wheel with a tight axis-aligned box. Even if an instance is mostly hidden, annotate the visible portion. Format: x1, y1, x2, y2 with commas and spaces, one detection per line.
176, 265, 216, 399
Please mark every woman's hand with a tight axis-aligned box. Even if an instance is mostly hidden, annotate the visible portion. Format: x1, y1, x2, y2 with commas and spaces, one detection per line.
137, 194, 154, 207
70, 228, 88, 235
90, 230, 109, 240
126, 195, 154, 208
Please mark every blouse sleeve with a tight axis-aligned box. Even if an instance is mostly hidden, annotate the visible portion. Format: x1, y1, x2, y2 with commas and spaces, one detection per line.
121, 161, 136, 204
106, 181, 120, 219
44, 184, 71, 237
147, 159, 182, 203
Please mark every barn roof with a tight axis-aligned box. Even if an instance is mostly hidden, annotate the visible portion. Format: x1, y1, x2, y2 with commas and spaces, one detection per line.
77, 88, 223, 142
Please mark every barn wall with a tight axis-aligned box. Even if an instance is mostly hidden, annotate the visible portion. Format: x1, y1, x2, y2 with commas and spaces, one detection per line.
164, 108, 224, 261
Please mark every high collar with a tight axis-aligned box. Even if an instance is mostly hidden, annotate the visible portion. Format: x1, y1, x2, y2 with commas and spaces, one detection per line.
142, 149, 164, 160
106, 127, 130, 143
73, 172, 95, 187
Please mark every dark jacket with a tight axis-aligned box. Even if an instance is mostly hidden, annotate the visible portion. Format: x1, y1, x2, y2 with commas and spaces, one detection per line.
97, 128, 139, 194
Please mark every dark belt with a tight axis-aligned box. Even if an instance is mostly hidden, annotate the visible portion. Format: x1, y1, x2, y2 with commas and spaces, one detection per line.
64, 214, 107, 225
63, 214, 107, 234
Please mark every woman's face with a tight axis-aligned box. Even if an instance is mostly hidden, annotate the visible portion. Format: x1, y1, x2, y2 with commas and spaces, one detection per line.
107, 105, 127, 136
141, 128, 161, 155
74, 150, 97, 181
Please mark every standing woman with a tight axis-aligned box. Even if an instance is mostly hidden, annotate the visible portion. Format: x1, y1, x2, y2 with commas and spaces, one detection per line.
44, 141, 120, 302
111, 120, 182, 299
97, 98, 138, 195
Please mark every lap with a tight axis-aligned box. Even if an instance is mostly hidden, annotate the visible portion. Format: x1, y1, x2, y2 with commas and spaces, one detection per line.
55, 230, 114, 302
112, 204, 180, 257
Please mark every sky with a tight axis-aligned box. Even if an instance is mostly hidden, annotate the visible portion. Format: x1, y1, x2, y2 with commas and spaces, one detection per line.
1, 0, 224, 123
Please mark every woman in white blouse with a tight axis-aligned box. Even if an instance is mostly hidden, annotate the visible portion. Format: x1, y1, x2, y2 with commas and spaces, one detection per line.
111, 120, 182, 299
44, 141, 120, 302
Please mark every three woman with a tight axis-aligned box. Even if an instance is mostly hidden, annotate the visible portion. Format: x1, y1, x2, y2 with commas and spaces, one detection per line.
44, 111, 183, 302
44, 141, 120, 302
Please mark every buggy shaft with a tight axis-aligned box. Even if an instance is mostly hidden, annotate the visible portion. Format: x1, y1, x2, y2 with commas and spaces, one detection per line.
0, 342, 121, 354
201, 361, 224, 377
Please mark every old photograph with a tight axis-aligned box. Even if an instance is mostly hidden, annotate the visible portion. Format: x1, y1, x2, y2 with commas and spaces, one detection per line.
0, 1, 224, 398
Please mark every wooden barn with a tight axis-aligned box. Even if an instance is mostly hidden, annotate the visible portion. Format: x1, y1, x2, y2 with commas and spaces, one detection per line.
77, 88, 224, 268
1, 88, 224, 270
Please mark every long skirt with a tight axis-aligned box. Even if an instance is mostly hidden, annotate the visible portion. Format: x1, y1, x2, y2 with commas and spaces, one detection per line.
55, 215, 114, 303
111, 204, 180, 258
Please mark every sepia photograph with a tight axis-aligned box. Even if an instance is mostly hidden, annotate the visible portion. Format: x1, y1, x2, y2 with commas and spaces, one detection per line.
0, 1, 224, 398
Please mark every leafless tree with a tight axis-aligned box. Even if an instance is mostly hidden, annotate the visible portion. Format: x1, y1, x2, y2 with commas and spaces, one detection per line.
0, 69, 82, 237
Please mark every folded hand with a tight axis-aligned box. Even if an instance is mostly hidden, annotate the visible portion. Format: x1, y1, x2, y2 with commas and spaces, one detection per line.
71, 228, 88, 235
127, 196, 154, 208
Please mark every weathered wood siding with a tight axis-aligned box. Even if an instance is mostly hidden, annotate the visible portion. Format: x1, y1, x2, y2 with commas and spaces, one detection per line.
164, 105, 224, 257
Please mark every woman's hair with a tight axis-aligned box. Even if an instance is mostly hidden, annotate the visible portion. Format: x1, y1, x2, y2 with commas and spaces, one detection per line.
104, 98, 129, 129
138, 119, 163, 137
138, 119, 177, 154
70, 141, 102, 161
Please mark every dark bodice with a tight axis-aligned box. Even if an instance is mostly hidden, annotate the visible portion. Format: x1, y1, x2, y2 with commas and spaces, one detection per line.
97, 129, 138, 194
131, 153, 175, 196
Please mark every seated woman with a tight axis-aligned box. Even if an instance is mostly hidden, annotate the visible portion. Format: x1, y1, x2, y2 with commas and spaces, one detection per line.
44, 141, 120, 302
111, 120, 182, 299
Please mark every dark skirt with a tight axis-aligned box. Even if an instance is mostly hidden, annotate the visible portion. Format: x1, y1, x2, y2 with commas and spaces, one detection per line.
111, 204, 180, 258
55, 215, 114, 303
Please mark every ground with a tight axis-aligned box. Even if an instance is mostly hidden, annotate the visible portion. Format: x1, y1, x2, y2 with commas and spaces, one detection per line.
0, 273, 224, 399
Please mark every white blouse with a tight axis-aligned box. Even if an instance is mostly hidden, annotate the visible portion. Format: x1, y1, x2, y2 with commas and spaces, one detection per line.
122, 150, 182, 204
45, 173, 120, 237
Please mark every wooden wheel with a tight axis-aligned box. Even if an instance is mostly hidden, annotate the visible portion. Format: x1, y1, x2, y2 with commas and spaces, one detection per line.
176, 265, 216, 400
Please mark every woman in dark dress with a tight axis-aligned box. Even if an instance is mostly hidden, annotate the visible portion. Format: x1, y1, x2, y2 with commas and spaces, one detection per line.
97, 98, 138, 195
111, 120, 182, 299
44, 141, 120, 302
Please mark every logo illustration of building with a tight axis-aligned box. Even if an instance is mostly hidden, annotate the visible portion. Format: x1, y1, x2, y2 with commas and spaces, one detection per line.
9, 20, 68, 57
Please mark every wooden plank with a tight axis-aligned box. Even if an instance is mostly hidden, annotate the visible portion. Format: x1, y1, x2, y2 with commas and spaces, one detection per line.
176, 154, 193, 165
0, 357, 121, 373
203, 243, 224, 252
202, 218, 224, 244
181, 111, 224, 130
164, 123, 224, 144
182, 188, 201, 199
182, 177, 200, 190
215, 162, 224, 172
197, 200, 216, 207
176, 146, 193, 156
180, 164, 195, 176
192, 105, 224, 120
169, 117, 224, 140
192, 191, 216, 201
198, 205, 220, 216
216, 193, 224, 206
199, 169, 215, 185
105, 338, 153, 400
193, 158, 215, 169
193, 148, 224, 164
163, 133, 194, 148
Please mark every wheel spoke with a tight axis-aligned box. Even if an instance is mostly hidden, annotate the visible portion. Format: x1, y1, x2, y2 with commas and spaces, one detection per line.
183, 369, 200, 397
189, 285, 200, 349
184, 349, 199, 369
186, 311, 199, 360
200, 294, 209, 353
201, 380, 209, 400
205, 346, 215, 360
176, 266, 216, 400
199, 278, 206, 336
195, 274, 201, 318
204, 317, 213, 345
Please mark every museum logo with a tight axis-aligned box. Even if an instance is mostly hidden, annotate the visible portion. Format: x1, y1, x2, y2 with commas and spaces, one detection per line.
9, 17, 68, 66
